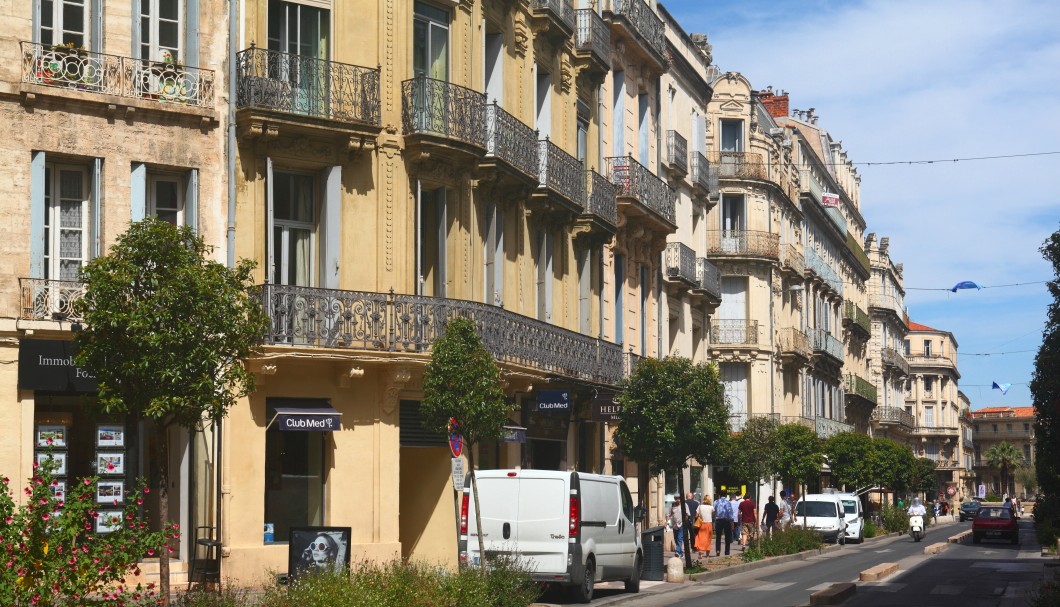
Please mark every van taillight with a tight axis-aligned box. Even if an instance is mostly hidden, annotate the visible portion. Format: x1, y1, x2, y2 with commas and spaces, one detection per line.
460, 492, 470, 535
569, 496, 580, 538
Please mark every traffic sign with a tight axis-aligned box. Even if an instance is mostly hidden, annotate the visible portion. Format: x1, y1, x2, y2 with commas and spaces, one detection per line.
447, 418, 463, 457
452, 458, 465, 491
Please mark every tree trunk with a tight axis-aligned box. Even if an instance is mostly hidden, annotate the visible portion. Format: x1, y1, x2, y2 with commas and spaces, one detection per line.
468, 444, 486, 571
677, 474, 692, 569
151, 420, 172, 607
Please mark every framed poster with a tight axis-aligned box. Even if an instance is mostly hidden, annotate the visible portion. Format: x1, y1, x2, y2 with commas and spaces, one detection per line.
36, 425, 67, 448
288, 527, 351, 580
96, 479, 125, 505
50, 480, 67, 502
36, 450, 67, 476
96, 510, 123, 533
96, 424, 125, 448
96, 452, 125, 476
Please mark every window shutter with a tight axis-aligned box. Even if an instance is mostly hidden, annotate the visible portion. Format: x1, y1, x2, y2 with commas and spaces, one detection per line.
265, 157, 274, 283
321, 165, 341, 289
90, 0, 103, 54
32, 2, 41, 44
185, 0, 200, 67
185, 168, 199, 232
399, 400, 447, 447
91, 158, 102, 259
30, 151, 46, 278
131, 0, 141, 56
130, 163, 147, 223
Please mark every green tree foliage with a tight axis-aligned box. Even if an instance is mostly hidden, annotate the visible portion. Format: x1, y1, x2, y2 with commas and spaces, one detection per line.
985, 442, 1023, 496
869, 438, 916, 503
75, 218, 269, 603
420, 317, 512, 569
1032, 224, 1060, 546
772, 423, 823, 511
825, 432, 874, 492
725, 415, 779, 498
1015, 465, 1038, 496
615, 356, 728, 565
908, 457, 938, 495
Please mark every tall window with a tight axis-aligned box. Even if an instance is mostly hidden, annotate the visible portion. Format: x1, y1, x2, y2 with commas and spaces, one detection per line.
43, 164, 89, 281
272, 172, 316, 287
612, 70, 625, 156
264, 399, 326, 543
577, 248, 592, 334
148, 174, 183, 225
903, 339, 911, 356
413, 2, 449, 80
535, 228, 553, 322
924, 376, 934, 397
720, 119, 743, 152
483, 204, 503, 306
139, 0, 182, 62
923, 339, 932, 356
418, 186, 447, 297
637, 93, 649, 165
614, 253, 625, 345
924, 405, 934, 427
38, 0, 88, 48
269, 0, 330, 59
720, 362, 748, 430
535, 69, 552, 137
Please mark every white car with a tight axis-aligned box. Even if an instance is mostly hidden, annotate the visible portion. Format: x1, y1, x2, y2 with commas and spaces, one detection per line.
795, 493, 849, 544
835, 493, 865, 543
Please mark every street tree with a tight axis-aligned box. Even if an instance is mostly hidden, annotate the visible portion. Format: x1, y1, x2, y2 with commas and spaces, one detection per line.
725, 415, 779, 500
984, 442, 1023, 497
420, 317, 513, 570
75, 218, 269, 604
868, 438, 916, 505
1015, 465, 1038, 497
908, 457, 938, 497
825, 431, 875, 494
1032, 224, 1060, 545
772, 423, 824, 526
615, 356, 728, 568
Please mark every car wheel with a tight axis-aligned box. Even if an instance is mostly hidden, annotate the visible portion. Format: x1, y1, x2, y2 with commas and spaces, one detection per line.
857, 530, 864, 544
572, 557, 595, 604
624, 554, 641, 594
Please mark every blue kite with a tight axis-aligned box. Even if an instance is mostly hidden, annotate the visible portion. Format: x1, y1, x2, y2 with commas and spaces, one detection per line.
950, 281, 983, 292
992, 382, 1011, 395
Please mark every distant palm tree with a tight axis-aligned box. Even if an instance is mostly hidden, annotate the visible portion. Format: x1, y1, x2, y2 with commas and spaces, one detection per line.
985, 442, 1023, 496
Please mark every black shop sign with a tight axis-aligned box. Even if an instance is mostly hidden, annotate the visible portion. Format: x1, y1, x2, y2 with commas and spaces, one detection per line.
18, 339, 98, 393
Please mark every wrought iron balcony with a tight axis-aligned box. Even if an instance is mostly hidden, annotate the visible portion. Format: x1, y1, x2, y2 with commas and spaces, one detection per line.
605, 156, 676, 228
881, 347, 911, 376
624, 350, 644, 377
665, 131, 688, 177
20, 278, 85, 322
484, 103, 539, 183
781, 243, 806, 276
815, 417, 854, 439
870, 406, 915, 429
235, 46, 379, 124
778, 327, 812, 363
582, 169, 618, 230
531, 0, 576, 35
606, 0, 667, 69
695, 258, 721, 300
21, 41, 214, 108
846, 232, 872, 276
711, 319, 758, 346
257, 285, 625, 385
845, 373, 877, 404
706, 151, 766, 180
799, 168, 824, 204
575, 9, 611, 71
808, 326, 844, 362
689, 151, 717, 199
663, 242, 696, 287
843, 301, 871, 338
402, 76, 486, 149
804, 247, 844, 295
538, 138, 586, 211
869, 291, 906, 321
706, 230, 780, 261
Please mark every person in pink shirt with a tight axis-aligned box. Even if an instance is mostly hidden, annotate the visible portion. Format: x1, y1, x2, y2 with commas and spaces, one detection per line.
738, 495, 758, 546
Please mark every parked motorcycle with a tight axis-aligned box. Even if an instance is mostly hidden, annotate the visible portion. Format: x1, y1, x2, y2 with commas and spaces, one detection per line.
909, 514, 925, 542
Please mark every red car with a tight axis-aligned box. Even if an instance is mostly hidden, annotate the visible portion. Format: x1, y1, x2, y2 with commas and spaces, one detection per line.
971, 506, 1019, 545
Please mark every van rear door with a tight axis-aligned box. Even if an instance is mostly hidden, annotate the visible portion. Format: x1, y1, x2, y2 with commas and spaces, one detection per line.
465, 474, 520, 565
515, 472, 571, 575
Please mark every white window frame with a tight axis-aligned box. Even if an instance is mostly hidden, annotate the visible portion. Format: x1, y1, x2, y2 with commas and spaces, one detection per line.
140, 0, 183, 63
271, 171, 318, 287
148, 174, 185, 226
38, 0, 88, 48
44, 163, 90, 281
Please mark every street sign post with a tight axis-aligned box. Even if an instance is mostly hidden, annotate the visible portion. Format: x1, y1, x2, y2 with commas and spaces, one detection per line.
451, 458, 465, 492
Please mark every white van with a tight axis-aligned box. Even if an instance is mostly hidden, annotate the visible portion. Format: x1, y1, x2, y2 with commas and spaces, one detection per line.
794, 493, 848, 544
835, 493, 865, 543
459, 469, 642, 603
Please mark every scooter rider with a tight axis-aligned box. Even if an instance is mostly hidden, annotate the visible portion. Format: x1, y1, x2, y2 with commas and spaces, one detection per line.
908, 497, 927, 517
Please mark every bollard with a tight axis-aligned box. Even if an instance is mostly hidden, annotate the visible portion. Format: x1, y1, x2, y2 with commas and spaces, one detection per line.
665, 556, 686, 583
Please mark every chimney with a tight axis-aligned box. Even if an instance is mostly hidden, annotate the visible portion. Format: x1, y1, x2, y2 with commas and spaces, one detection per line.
759, 87, 789, 118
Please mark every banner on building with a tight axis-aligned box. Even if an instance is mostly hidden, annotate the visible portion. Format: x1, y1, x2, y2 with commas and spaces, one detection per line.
821, 192, 840, 208
533, 390, 570, 413
591, 393, 622, 422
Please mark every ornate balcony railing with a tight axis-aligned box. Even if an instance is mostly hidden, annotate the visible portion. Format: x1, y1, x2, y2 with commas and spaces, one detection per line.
815, 417, 854, 439
664, 242, 696, 286
706, 151, 766, 180
706, 230, 780, 260
22, 41, 215, 108
695, 258, 721, 299
531, 0, 576, 32
19, 278, 86, 322
844, 301, 871, 337
584, 169, 618, 228
236, 46, 379, 123
780, 243, 806, 276
846, 373, 877, 404
665, 131, 688, 175
804, 246, 844, 295
605, 156, 676, 226
779, 327, 812, 360
575, 9, 610, 68
624, 350, 644, 377
485, 103, 539, 181
402, 76, 486, 148
868, 292, 905, 320
846, 232, 872, 276
881, 347, 911, 376
711, 319, 758, 346
912, 426, 959, 437
539, 138, 586, 210
690, 151, 717, 197
799, 168, 824, 204
808, 326, 844, 362
871, 406, 915, 429
610, 0, 666, 64
258, 285, 625, 385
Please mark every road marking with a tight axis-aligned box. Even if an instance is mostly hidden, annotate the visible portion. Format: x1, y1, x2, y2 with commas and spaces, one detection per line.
749, 582, 794, 591
874, 548, 893, 553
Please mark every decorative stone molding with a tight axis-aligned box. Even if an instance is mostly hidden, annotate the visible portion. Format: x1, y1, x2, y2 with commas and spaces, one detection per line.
268, 136, 335, 162
238, 120, 278, 141
338, 366, 365, 388
381, 367, 413, 415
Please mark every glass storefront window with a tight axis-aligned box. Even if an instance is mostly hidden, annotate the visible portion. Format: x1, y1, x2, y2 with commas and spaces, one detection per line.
264, 399, 326, 543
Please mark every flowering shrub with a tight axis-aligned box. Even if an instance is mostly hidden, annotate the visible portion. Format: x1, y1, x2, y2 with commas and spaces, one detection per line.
0, 450, 175, 606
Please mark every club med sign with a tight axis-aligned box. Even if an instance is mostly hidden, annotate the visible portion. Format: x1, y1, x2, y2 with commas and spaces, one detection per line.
534, 390, 570, 413
274, 407, 343, 432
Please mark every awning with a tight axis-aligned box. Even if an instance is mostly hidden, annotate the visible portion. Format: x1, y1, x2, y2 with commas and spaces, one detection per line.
267, 407, 342, 432
502, 419, 526, 443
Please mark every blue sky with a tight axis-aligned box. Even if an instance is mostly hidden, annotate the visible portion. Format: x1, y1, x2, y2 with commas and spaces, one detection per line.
662, 0, 1059, 410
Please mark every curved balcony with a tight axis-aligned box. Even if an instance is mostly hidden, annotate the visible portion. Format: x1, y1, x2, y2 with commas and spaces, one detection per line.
606, 156, 676, 232
843, 301, 871, 339
257, 285, 624, 386
482, 103, 539, 186
881, 347, 911, 376
706, 230, 779, 262
905, 352, 957, 371
711, 319, 758, 346
535, 138, 586, 213
869, 291, 906, 325
663, 242, 696, 288
783, 415, 854, 439
695, 258, 722, 302
871, 406, 915, 430
912, 426, 959, 438
705, 151, 766, 181
804, 246, 844, 295
402, 76, 487, 161
780, 243, 805, 277
605, 0, 667, 72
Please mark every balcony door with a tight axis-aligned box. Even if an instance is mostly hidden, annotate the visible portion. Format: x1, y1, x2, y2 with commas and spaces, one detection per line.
412, 2, 449, 133
720, 194, 744, 253
268, 0, 330, 116
720, 362, 748, 430
270, 172, 317, 288
43, 165, 90, 282
719, 119, 743, 176
716, 276, 747, 344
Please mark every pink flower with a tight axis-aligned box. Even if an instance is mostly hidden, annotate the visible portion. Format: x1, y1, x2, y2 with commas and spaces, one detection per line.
143, 488, 150, 494
41, 513, 50, 521
83, 478, 92, 486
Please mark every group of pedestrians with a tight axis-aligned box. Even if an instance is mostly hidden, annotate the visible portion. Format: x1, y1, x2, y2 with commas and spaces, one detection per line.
670, 489, 798, 560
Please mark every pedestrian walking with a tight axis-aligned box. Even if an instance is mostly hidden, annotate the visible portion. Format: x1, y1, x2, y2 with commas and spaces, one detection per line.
694, 496, 714, 559
779, 490, 794, 530
685, 491, 700, 545
762, 495, 779, 537
739, 495, 758, 546
714, 490, 735, 556
732, 493, 743, 544
670, 494, 689, 558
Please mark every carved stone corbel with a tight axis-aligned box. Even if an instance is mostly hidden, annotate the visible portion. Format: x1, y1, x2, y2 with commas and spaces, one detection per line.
381, 367, 413, 415
338, 366, 365, 388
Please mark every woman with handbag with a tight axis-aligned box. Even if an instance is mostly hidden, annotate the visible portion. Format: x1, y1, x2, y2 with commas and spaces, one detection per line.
693, 495, 714, 559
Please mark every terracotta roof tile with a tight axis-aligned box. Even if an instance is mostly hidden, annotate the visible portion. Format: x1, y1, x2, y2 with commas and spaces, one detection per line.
907, 321, 939, 332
